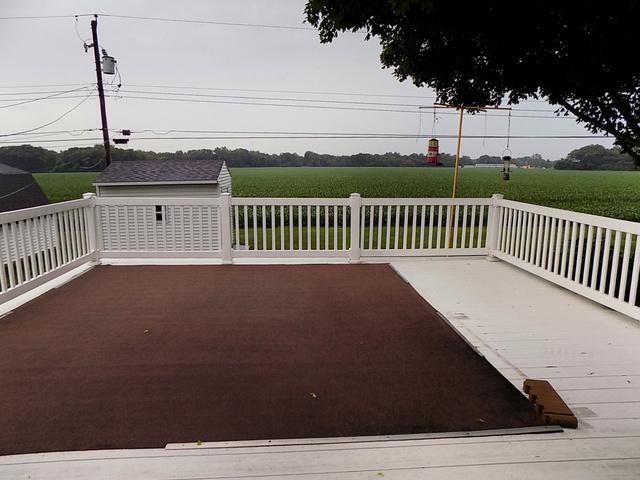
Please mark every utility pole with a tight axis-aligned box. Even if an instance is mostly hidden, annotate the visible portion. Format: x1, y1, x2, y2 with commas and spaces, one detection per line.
90, 15, 111, 166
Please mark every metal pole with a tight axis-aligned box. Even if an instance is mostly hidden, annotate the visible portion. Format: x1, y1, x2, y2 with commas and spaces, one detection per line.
451, 107, 464, 199
448, 107, 464, 246
90, 15, 111, 166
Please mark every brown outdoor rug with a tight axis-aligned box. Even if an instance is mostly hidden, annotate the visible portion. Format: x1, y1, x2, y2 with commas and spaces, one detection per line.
0, 264, 541, 455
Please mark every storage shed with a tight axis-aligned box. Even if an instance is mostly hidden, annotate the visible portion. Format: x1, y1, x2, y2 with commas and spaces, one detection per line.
94, 157, 232, 198
0, 163, 49, 213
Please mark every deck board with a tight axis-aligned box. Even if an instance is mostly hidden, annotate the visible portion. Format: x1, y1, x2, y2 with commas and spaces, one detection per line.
2, 257, 640, 479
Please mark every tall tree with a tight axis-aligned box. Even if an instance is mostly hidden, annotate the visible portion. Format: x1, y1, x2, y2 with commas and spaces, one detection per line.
304, 1, 640, 164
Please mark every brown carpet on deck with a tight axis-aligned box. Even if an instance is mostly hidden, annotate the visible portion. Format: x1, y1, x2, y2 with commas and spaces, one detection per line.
0, 264, 540, 455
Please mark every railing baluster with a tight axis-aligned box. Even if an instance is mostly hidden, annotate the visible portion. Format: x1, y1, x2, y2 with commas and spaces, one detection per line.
411, 205, 418, 249
609, 230, 622, 297
402, 205, 409, 249
261, 205, 267, 251
534, 215, 543, 266
377, 205, 383, 250
598, 229, 612, 293
290, 206, 295, 251
342, 205, 347, 249
618, 232, 632, 301
444, 205, 452, 250
0, 223, 11, 289
307, 205, 311, 250
419, 205, 426, 249
17, 220, 31, 281
575, 223, 585, 282
368, 205, 374, 250
582, 225, 594, 285
527, 214, 537, 263
333, 205, 338, 250
567, 222, 578, 280
428, 205, 434, 249
280, 205, 285, 250
393, 205, 400, 249
590, 227, 603, 289
436, 206, 443, 249
560, 220, 570, 277
243, 205, 249, 249
452, 205, 460, 249
316, 205, 320, 250
270, 205, 276, 251
628, 237, 640, 306
7, 223, 19, 286
553, 219, 563, 274
298, 205, 302, 250
386, 205, 391, 249
325, 205, 329, 250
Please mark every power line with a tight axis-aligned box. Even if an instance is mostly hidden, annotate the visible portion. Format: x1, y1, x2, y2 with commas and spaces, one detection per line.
99, 14, 320, 32
0, 86, 94, 109
0, 13, 321, 32
106, 93, 576, 119
122, 83, 551, 104
0, 14, 93, 20
0, 134, 611, 145
0, 88, 96, 137
112, 88, 561, 113
0, 88, 92, 96
0, 83, 93, 89
0, 82, 551, 105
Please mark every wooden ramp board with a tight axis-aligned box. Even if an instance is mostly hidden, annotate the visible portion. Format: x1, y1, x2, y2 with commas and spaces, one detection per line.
524, 379, 578, 428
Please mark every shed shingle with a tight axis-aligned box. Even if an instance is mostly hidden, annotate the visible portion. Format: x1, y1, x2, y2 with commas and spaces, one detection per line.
94, 158, 224, 184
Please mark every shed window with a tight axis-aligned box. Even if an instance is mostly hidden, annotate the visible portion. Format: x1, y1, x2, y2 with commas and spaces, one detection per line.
155, 205, 164, 222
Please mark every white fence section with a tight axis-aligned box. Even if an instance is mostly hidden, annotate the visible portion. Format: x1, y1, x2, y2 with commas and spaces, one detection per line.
0, 196, 96, 302
360, 198, 493, 256
230, 196, 352, 258
491, 199, 640, 320
1, 192, 639, 320
96, 197, 223, 258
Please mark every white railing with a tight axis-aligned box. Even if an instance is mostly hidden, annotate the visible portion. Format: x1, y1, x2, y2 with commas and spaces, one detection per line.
360, 197, 493, 256
0, 195, 96, 302
230, 196, 352, 258
491, 198, 640, 320
1, 192, 639, 320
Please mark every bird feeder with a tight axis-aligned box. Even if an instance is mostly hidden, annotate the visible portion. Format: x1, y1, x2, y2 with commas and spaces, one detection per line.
502, 153, 512, 181
426, 138, 440, 166
102, 53, 116, 75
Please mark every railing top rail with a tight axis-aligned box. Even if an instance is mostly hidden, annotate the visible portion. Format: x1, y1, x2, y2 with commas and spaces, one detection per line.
95, 197, 223, 207
0, 197, 93, 224
498, 199, 640, 235
231, 197, 350, 206
361, 197, 493, 206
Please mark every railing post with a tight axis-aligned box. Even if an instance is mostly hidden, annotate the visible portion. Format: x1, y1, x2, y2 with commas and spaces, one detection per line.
219, 193, 233, 264
82, 193, 98, 260
486, 193, 504, 261
349, 193, 361, 263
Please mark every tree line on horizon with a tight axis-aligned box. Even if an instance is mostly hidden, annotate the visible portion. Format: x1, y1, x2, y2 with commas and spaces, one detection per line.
0, 144, 635, 173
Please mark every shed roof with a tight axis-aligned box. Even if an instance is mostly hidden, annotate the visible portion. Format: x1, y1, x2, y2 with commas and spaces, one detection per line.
94, 158, 225, 185
0, 163, 50, 213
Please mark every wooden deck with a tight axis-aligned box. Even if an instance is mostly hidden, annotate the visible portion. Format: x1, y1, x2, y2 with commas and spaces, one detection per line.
1, 257, 639, 479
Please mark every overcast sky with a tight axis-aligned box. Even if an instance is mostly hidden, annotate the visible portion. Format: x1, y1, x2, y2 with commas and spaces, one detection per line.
0, 0, 614, 160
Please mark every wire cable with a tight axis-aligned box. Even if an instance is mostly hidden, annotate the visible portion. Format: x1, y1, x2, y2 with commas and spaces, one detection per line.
0, 86, 93, 109
106, 93, 576, 119
99, 14, 320, 31
113, 88, 563, 113
0, 87, 96, 137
